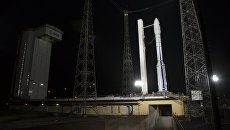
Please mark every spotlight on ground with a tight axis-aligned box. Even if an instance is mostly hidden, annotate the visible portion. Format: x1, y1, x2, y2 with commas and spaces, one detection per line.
212, 75, 219, 82
135, 80, 143, 87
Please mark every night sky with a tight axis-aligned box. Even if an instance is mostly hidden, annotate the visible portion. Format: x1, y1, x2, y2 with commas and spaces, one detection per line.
0, 0, 230, 102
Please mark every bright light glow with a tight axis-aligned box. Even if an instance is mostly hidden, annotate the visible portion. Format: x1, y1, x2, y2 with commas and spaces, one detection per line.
41, 103, 44, 106
56, 103, 59, 106
40, 83, 44, 86
212, 75, 219, 82
25, 103, 28, 106
135, 80, 143, 87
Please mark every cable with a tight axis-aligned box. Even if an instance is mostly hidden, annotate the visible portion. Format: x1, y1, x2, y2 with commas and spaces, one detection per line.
128, 0, 174, 14
109, 0, 124, 12
146, 37, 155, 45
110, 0, 174, 14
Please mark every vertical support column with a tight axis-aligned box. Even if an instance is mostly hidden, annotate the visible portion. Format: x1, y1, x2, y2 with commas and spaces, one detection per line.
137, 19, 148, 95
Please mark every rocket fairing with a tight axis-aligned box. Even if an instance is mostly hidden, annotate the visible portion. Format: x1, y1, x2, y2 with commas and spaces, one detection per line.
154, 18, 168, 92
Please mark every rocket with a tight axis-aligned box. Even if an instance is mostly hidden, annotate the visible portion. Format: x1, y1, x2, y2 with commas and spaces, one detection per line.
154, 18, 168, 92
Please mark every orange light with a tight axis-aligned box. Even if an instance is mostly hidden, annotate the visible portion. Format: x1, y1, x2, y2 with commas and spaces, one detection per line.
48, 90, 51, 94
64, 88, 67, 91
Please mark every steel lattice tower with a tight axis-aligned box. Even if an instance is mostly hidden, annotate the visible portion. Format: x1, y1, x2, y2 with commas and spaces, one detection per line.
73, 0, 97, 98
179, 0, 213, 118
122, 11, 135, 95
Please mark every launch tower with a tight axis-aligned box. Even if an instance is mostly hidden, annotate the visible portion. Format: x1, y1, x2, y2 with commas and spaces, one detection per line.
179, 0, 213, 119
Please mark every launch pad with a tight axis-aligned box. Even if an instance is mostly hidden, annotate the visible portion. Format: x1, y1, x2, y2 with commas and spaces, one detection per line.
8, 0, 217, 128
9, 95, 184, 116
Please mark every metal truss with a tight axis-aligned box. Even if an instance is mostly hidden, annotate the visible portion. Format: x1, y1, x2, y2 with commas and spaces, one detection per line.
179, 0, 213, 118
122, 11, 135, 95
73, 0, 97, 99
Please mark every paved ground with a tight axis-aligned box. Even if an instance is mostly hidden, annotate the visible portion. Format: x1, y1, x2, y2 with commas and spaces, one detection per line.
1, 115, 148, 130
0, 110, 176, 130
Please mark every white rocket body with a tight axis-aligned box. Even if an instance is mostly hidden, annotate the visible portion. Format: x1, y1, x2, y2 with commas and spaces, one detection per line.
154, 18, 167, 92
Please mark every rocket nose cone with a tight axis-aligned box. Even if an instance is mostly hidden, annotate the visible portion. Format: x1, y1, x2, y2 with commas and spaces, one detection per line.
154, 18, 160, 25
154, 18, 161, 34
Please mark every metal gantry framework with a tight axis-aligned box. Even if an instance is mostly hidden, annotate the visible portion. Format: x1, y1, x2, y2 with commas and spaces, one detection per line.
179, 0, 213, 118
122, 11, 135, 95
73, 0, 97, 99
110, 0, 155, 95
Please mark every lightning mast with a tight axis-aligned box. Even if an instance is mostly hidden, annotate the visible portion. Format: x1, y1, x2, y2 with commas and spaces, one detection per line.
122, 11, 135, 95
73, 0, 97, 101
110, 0, 135, 95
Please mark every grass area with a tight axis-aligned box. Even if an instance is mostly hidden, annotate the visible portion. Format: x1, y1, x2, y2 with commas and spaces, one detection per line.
0, 110, 51, 123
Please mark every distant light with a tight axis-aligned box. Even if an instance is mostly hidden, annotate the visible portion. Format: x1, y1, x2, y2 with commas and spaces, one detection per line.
56, 103, 59, 106
135, 80, 143, 87
40, 83, 44, 86
64, 88, 67, 91
41, 103, 44, 106
212, 75, 219, 82
25, 103, 28, 106
48, 90, 51, 94
74, 96, 78, 99
33, 83, 36, 85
